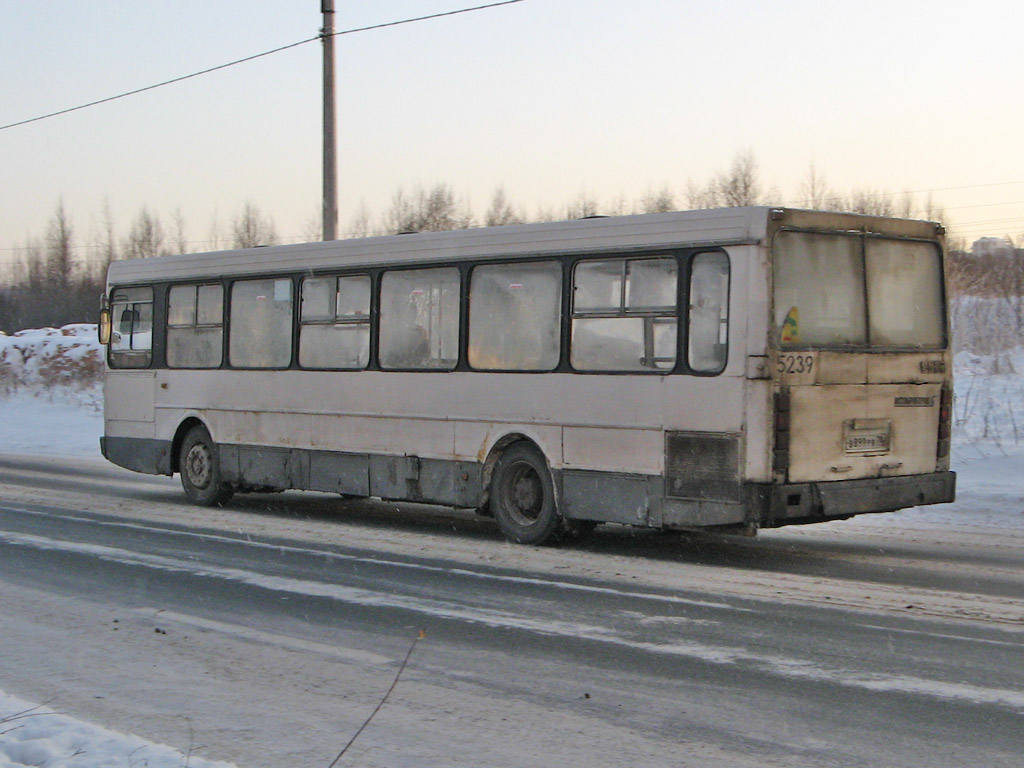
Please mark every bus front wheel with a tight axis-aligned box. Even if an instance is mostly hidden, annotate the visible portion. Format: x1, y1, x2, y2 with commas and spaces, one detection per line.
490, 443, 561, 545
179, 426, 234, 506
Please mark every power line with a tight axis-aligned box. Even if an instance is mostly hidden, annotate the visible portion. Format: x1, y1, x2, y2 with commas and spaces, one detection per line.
0, 36, 318, 132
950, 220, 1024, 234
0, 1, 524, 132
942, 200, 1024, 213
332, 0, 523, 37
785, 179, 1024, 208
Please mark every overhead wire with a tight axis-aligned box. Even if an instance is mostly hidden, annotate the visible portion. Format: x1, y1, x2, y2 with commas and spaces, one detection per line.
0, 0, 524, 132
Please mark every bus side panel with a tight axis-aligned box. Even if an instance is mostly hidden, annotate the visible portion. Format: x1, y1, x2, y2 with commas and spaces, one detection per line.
105, 370, 156, 424
103, 370, 167, 474
741, 243, 775, 486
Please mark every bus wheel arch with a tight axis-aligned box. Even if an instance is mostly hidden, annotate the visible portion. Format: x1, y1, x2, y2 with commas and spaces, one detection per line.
170, 417, 208, 475
479, 433, 531, 512
486, 438, 563, 545
176, 421, 234, 507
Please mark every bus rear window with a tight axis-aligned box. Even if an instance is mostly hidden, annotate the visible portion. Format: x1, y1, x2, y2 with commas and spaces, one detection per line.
773, 232, 866, 347
773, 231, 944, 350
865, 239, 945, 348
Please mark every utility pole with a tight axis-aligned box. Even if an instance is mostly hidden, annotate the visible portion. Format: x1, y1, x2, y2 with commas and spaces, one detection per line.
322, 0, 338, 241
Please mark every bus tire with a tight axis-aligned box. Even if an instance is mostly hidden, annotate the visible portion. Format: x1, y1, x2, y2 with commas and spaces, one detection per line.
179, 426, 234, 507
490, 443, 561, 545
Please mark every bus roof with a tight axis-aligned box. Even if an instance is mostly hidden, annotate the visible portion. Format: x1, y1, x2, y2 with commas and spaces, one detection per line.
105, 206, 942, 285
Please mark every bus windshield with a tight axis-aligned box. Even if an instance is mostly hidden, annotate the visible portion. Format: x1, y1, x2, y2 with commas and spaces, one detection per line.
773, 230, 945, 349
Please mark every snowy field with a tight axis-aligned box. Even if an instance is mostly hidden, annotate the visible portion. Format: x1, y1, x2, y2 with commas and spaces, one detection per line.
1, 324, 1023, 765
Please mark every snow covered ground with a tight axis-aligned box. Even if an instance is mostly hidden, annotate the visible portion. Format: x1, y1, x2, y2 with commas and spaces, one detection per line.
0, 330, 233, 768
0, 690, 237, 768
1, 325, 1022, 765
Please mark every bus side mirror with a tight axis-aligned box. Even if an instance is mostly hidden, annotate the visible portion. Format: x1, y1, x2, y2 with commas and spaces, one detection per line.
98, 309, 111, 345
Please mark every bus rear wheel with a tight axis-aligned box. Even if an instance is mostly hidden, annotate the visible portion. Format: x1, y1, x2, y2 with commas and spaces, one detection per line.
179, 426, 234, 506
490, 443, 561, 545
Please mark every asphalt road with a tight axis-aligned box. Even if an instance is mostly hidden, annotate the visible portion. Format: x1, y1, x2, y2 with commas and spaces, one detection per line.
1, 452, 1022, 767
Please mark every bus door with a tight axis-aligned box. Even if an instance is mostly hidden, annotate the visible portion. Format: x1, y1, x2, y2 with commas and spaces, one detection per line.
104, 286, 157, 425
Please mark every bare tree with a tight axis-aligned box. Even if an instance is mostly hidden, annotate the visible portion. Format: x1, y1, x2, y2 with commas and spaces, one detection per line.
343, 201, 371, 239
922, 194, 947, 225
991, 237, 1024, 335
484, 186, 524, 227
303, 207, 324, 242
420, 184, 458, 231
384, 188, 419, 234
21, 240, 45, 299
893, 191, 915, 219
419, 183, 473, 231
842, 189, 898, 217
384, 184, 472, 234
685, 179, 720, 209
798, 162, 834, 209
94, 198, 118, 275
206, 209, 227, 251
604, 192, 629, 216
1, 204, 104, 333
171, 208, 189, 254
232, 201, 278, 248
533, 204, 557, 223
45, 200, 74, 294
0, 240, 44, 332
716, 150, 763, 207
566, 190, 600, 219
124, 206, 167, 259
640, 185, 675, 213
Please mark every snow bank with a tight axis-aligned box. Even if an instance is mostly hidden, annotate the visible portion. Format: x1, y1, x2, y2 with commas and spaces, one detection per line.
0, 689, 238, 768
0, 324, 102, 397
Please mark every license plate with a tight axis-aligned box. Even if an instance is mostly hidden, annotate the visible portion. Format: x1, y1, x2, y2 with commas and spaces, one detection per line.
843, 420, 891, 455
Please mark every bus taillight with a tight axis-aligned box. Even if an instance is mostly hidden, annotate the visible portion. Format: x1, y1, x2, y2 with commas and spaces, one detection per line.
937, 383, 953, 459
773, 388, 790, 476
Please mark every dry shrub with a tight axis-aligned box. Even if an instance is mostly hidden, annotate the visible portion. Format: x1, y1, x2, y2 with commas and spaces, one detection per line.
37, 345, 104, 390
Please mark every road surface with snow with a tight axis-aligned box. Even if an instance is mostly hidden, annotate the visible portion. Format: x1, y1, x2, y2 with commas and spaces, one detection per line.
0, 445, 1022, 768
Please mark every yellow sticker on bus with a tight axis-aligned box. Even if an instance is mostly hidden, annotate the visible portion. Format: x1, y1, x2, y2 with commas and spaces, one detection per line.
781, 306, 800, 344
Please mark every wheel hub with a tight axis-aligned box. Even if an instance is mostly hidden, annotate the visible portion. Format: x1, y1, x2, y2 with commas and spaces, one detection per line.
185, 444, 212, 490
508, 464, 542, 522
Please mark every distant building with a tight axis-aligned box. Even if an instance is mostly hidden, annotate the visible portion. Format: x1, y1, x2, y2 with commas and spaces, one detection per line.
971, 236, 1015, 258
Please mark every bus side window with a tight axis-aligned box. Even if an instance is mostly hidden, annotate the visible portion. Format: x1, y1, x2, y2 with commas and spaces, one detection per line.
468, 261, 561, 371
379, 268, 460, 370
119, 309, 138, 334
570, 257, 677, 372
108, 286, 153, 368
687, 251, 730, 373
298, 275, 371, 369
167, 283, 224, 369
228, 278, 293, 368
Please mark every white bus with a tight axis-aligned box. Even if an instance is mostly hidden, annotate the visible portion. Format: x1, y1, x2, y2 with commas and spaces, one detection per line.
99, 207, 955, 544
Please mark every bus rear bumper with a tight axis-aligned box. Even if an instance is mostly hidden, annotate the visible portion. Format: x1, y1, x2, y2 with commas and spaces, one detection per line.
756, 471, 957, 528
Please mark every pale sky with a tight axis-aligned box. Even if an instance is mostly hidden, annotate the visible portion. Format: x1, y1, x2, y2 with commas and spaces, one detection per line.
2, 0, 1022, 267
